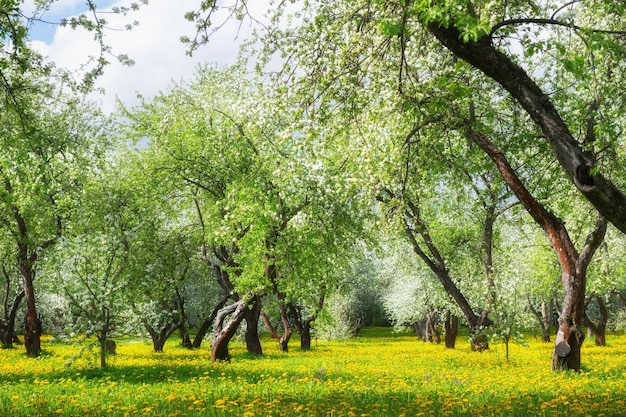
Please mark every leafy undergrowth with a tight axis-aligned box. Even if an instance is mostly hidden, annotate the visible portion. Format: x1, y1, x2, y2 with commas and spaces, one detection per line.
1, 328, 625, 416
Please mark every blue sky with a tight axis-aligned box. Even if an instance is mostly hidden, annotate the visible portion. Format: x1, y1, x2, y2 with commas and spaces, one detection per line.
26, 0, 266, 113
26, 0, 120, 43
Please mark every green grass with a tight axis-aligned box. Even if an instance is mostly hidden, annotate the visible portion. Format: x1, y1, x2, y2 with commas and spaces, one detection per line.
1, 328, 625, 416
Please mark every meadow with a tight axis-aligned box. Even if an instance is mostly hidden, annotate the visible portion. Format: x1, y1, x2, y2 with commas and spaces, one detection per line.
1, 328, 625, 416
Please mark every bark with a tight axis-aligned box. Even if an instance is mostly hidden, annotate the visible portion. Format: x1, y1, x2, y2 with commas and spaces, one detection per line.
99, 329, 107, 369
583, 295, 608, 346
178, 324, 192, 349
261, 307, 292, 352
412, 311, 441, 344
277, 306, 292, 352
211, 299, 249, 362
466, 128, 607, 371
22, 264, 41, 357
299, 322, 312, 350
552, 217, 606, 370
483, 204, 497, 309
471, 311, 492, 351
176, 289, 192, 348
528, 298, 552, 343
191, 293, 229, 349
211, 293, 263, 362
427, 22, 626, 235
138, 295, 188, 353
244, 299, 263, 355
444, 311, 458, 349
425, 311, 440, 344
402, 207, 488, 350
288, 294, 325, 351
412, 320, 427, 341
1, 290, 24, 348
142, 318, 180, 353
261, 310, 281, 339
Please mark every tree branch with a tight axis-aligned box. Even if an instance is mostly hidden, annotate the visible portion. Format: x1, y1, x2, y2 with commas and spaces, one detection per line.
490, 17, 626, 38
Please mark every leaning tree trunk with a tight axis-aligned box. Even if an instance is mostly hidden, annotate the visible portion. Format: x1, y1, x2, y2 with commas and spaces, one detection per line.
191, 293, 229, 349
427, 19, 626, 235
211, 299, 250, 362
528, 299, 552, 343
583, 295, 608, 347
1, 290, 24, 348
466, 128, 607, 371
402, 205, 489, 351
288, 301, 322, 351
261, 309, 291, 352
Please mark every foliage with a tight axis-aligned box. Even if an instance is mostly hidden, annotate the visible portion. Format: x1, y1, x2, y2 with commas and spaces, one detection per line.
121, 61, 371, 340
14, 0, 147, 89
378, 237, 455, 329
1, 329, 626, 415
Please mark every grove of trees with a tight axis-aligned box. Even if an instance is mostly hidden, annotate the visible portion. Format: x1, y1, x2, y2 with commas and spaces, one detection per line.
1, 0, 626, 374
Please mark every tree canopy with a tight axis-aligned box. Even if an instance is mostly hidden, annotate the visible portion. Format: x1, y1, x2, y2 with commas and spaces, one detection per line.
1, 0, 626, 374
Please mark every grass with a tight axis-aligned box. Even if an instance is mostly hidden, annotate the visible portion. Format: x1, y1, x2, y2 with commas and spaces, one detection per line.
1, 327, 625, 416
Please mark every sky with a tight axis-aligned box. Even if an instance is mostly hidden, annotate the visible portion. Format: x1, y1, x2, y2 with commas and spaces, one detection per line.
26, 0, 270, 113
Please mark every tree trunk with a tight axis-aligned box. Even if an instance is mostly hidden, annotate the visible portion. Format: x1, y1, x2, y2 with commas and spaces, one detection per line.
105, 339, 116, 355
483, 204, 498, 309
1, 290, 24, 348
244, 299, 263, 355
211, 298, 250, 362
287, 303, 314, 351
553, 308, 585, 371
402, 208, 488, 350
153, 337, 166, 353
466, 128, 607, 371
261, 310, 281, 338
425, 311, 440, 344
262, 305, 293, 353
541, 302, 552, 343
427, 21, 626, 235
444, 311, 458, 349
142, 318, 179, 353
583, 295, 608, 347
470, 311, 491, 352
528, 298, 551, 343
98, 329, 107, 369
191, 293, 229, 349
178, 323, 192, 348
176, 290, 192, 348
278, 303, 292, 352
412, 320, 427, 341
300, 322, 312, 350
21, 264, 41, 357
288, 296, 325, 351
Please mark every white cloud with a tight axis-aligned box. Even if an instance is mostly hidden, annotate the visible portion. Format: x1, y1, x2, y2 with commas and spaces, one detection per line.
33, 0, 269, 113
